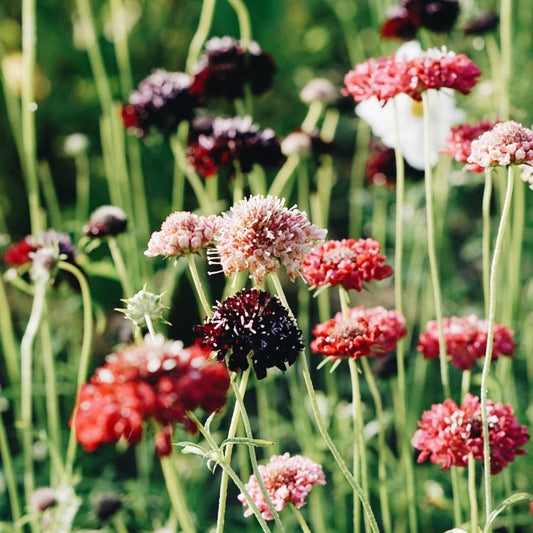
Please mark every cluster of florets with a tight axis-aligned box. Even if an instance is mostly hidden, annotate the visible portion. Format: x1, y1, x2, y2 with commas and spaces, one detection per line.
121, 70, 197, 137
417, 315, 515, 370
412, 394, 529, 474
520, 164, 533, 189
281, 129, 333, 159
194, 288, 303, 380
302, 238, 393, 291
468, 121, 533, 168
83, 206, 128, 238
381, 0, 460, 40
4, 230, 77, 267
442, 121, 498, 173
214, 195, 327, 285
145, 211, 221, 258
311, 306, 406, 361
343, 48, 480, 104
299, 78, 339, 105
190, 37, 275, 101
72, 337, 230, 455
464, 11, 500, 36
187, 116, 286, 178
239, 453, 326, 520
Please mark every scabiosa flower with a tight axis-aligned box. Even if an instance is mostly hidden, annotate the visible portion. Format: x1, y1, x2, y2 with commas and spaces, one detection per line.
214, 195, 326, 284
417, 315, 515, 370
145, 211, 221, 258
281, 130, 333, 160
403, 0, 460, 33
72, 337, 230, 452
412, 393, 529, 474
302, 238, 393, 292
381, 7, 420, 40
520, 164, 533, 189
187, 116, 286, 178
468, 121, 533, 168
300, 78, 339, 105
464, 12, 500, 36
238, 453, 326, 520
442, 121, 497, 173
83, 206, 127, 238
94, 493, 122, 522
365, 139, 397, 187
190, 37, 275, 101
121, 70, 197, 137
311, 314, 381, 361
30, 487, 57, 513
194, 288, 303, 379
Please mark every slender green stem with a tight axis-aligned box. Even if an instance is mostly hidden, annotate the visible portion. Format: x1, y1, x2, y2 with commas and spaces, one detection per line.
507, 178, 524, 326
75, 153, 90, 226
22, 0, 42, 236
268, 154, 300, 198
0, 274, 20, 383
112, 515, 129, 533
61, 261, 94, 479
21, 278, 47, 506
481, 165, 514, 530
160, 454, 197, 533
301, 101, 324, 134
231, 374, 286, 531
186, 0, 217, 73
290, 504, 312, 533
187, 255, 212, 318
227, 0, 252, 44
421, 92, 450, 399
361, 357, 391, 533
0, 404, 22, 529
38, 161, 63, 230
108, 236, 133, 297
109, 0, 133, 97
461, 370, 471, 401
216, 367, 251, 533
172, 157, 186, 211
270, 274, 380, 533
144, 313, 156, 340
469, 454, 478, 533
499, 0, 512, 120
482, 170, 493, 318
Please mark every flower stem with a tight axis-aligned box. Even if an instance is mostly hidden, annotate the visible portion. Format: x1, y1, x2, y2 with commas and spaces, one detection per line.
187, 254, 212, 318
160, 453, 197, 533
421, 91, 450, 399
499, 0, 512, 120
108, 236, 133, 297
186, 0, 217, 73
469, 454, 479, 533
61, 261, 94, 480
268, 154, 300, 198
75, 153, 91, 227
481, 165, 514, 530
290, 504, 312, 533
0, 274, 20, 383
216, 367, 251, 533
482, 170, 493, 317
301, 100, 324, 134
227, 0, 252, 44
144, 313, 156, 340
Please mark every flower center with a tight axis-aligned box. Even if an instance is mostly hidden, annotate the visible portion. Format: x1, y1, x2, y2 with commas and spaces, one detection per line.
411, 101, 424, 117
322, 247, 358, 264
330, 319, 367, 339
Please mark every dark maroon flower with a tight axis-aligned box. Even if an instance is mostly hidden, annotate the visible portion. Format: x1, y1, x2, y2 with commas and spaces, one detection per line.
187, 116, 285, 178
365, 140, 397, 187
381, 7, 420, 40
84, 205, 128, 238
190, 37, 275, 101
413, 394, 529, 475
122, 70, 197, 137
94, 493, 122, 521
464, 12, 500, 36
403, 0, 460, 33
195, 288, 303, 380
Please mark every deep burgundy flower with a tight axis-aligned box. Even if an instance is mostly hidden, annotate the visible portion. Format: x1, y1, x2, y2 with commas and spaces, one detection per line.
84, 205, 128, 238
122, 70, 197, 137
464, 12, 500, 36
187, 116, 285, 178
442, 121, 498, 173
194, 288, 303, 379
302, 238, 393, 291
72, 337, 230, 452
190, 37, 275, 101
365, 140, 397, 187
404, 0, 460, 33
239, 453, 326, 520
94, 493, 122, 521
417, 315, 515, 370
413, 394, 529, 474
381, 7, 421, 40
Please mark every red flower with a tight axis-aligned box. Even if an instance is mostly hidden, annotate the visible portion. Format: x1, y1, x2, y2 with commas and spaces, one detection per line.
3, 236, 36, 265
413, 394, 529, 474
417, 315, 515, 370
302, 238, 393, 291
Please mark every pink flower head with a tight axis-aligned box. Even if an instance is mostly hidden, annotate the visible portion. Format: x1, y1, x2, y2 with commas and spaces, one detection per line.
413, 394, 529, 474
302, 238, 393, 291
468, 121, 533, 168
311, 314, 381, 361
238, 453, 326, 520
145, 211, 222, 258
72, 337, 230, 453
343, 56, 411, 103
417, 315, 515, 370
520, 164, 533, 189
442, 120, 498, 173
404, 47, 481, 101
214, 195, 327, 285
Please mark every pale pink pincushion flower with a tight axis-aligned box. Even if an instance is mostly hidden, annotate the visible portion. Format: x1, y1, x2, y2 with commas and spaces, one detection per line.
520, 164, 533, 189
239, 453, 326, 520
442, 121, 497, 173
145, 212, 221, 257
214, 195, 327, 285
468, 121, 533, 168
